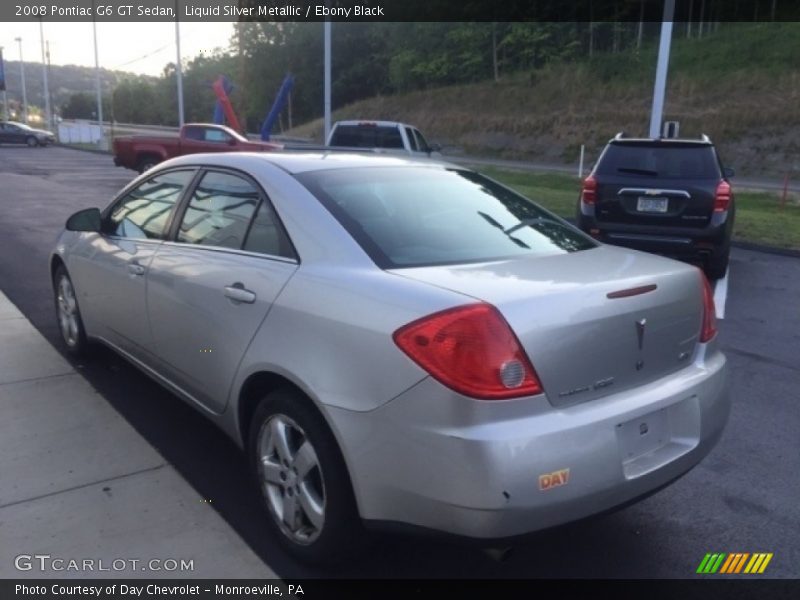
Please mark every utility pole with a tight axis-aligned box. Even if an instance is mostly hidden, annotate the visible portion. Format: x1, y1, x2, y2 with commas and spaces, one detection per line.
0, 47, 8, 121
323, 20, 331, 142
15, 37, 28, 124
637, 0, 644, 50
174, 0, 185, 126
46, 41, 54, 127
649, 0, 675, 138
92, 1, 105, 147
39, 20, 51, 130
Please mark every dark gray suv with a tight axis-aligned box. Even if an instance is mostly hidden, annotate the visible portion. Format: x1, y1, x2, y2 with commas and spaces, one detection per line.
577, 134, 735, 279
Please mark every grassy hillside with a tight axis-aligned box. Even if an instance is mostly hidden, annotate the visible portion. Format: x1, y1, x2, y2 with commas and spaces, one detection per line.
288, 22, 800, 177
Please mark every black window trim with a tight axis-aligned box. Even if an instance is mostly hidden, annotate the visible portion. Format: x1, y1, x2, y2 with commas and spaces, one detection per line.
164, 165, 300, 264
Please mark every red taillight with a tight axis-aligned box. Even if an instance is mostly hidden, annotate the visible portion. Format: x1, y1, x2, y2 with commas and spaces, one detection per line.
393, 304, 543, 400
581, 175, 597, 204
714, 180, 732, 212
699, 272, 717, 343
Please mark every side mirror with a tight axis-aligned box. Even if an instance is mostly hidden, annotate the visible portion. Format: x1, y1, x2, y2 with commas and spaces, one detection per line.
66, 208, 102, 233
723, 166, 735, 178
227, 137, 237, 146
428, 143, 442, 154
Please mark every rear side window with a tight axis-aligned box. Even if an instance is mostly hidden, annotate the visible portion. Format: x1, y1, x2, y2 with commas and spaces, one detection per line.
108, 170, 195, 240
597, 143, 721, 179
183, 126, 203, 141
296, 167, 595, 269
177, 171, 260, 249
329, 125, 404, 149
243, 200, 295, 259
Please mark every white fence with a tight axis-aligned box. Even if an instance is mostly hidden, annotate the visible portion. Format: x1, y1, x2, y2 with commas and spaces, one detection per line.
58, 121, 103, 144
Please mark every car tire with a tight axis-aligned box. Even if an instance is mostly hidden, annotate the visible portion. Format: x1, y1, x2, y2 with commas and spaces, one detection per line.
137, 157, 159, 173
705, 248, 730, 280
26, 136, 39, 148
53, 265, 91, 356
248, 388, 368, 564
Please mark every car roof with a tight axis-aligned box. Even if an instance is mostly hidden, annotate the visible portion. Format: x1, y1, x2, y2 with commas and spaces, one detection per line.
164, 151, 460, 174
333, 120, 412, 129
610, 136, 713, 146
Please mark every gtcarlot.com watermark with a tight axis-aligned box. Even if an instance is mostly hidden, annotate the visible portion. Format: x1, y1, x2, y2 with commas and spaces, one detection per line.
14, 554, 194, 573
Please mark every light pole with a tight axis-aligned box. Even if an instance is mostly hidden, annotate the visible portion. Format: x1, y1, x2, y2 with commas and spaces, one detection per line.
1, 47, 9, 121
92, 5, 105, 148
14, 37, 28, 124
649, 0, 675, 138
323, 20, 331, 142
174, 0, 185, 127
39, 20, 52, 130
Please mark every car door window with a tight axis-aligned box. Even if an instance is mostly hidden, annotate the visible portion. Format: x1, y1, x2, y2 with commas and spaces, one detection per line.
176, 171, 260, 249
203, 128, 231, 143
413, 129, 430, 153
404, 127, 418, 152
107, 170, 195, 240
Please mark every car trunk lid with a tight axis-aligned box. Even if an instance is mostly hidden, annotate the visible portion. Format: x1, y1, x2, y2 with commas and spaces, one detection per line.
392, 246, 704, 407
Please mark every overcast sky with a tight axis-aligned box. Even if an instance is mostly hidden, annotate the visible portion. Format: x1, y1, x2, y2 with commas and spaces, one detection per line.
1, 22, 234, 76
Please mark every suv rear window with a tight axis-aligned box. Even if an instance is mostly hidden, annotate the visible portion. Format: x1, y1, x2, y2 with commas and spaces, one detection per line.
329, 125, 404, 149
597, 143, 721, 179
296, 167, 595, 269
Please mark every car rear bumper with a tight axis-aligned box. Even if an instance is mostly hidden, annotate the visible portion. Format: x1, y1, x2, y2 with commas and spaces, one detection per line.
326, 344, 729, 539
578, 208, 732, 260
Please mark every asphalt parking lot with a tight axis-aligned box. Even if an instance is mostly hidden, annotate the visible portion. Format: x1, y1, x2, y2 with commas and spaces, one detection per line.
0, 145, 798, 578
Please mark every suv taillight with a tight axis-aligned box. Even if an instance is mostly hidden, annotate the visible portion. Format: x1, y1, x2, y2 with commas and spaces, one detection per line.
581, 175, 597, 204
393, 304, 543, 400
699, 272, 717, 343
714, 180, 731, 212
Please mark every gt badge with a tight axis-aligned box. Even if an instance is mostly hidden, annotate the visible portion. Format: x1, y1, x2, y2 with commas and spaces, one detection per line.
539, 468, 570, 491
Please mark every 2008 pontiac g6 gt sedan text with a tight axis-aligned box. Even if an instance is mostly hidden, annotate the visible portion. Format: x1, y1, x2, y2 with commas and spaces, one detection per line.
51, 152, 730, 563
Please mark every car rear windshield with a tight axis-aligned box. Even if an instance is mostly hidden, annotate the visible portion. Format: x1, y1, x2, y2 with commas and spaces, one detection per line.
598, 143, 721, 179
329, 125, 404, 149
295, 167, 596, 269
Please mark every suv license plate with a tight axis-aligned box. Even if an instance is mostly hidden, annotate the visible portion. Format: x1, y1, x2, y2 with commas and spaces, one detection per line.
637, 197, 668, 213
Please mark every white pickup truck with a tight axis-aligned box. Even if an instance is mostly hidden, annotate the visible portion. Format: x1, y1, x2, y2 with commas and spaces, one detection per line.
326, 120, 441, 157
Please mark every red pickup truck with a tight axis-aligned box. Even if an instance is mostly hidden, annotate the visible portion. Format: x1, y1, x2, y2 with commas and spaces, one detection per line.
113, 123, 282, 173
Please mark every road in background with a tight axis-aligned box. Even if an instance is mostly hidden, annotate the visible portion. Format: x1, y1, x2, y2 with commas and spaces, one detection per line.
0, 145, 798, 578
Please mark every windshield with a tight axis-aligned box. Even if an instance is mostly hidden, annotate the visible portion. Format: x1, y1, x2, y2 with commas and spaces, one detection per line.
598, 143, 722, 180
296, 167, 596, 268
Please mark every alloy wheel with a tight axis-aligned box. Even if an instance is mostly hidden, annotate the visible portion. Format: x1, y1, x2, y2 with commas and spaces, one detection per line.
256, 414, 326, 544
56, 275, 80, 347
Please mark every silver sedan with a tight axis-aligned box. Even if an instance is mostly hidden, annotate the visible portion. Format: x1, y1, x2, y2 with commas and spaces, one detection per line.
51, 152, 730, 563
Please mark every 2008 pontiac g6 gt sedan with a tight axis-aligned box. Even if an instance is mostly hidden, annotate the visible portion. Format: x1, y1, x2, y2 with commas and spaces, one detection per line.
51, 152, 730, 563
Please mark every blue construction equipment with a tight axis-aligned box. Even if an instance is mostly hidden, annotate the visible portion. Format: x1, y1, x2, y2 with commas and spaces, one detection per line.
260, 74, 294, 141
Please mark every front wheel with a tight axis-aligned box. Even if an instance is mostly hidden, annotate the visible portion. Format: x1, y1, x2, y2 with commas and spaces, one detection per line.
53, 265, 90, 355
248, 388, 367, 564
26, 136, 39, 147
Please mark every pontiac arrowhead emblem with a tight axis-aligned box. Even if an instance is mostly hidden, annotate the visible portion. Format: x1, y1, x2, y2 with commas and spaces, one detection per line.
636, 318, 647, 351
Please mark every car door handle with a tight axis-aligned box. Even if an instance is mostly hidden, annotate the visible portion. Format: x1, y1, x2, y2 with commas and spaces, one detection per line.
128, 263, 146, 276
224, 284, 256, 304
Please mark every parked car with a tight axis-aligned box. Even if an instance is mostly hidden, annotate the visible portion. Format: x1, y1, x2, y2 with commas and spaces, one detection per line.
577, 133, 735, 279
327, 120, 441, 157
0, 121, 55, 146
52, 152, 729, 563
112, 123, 282, 173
